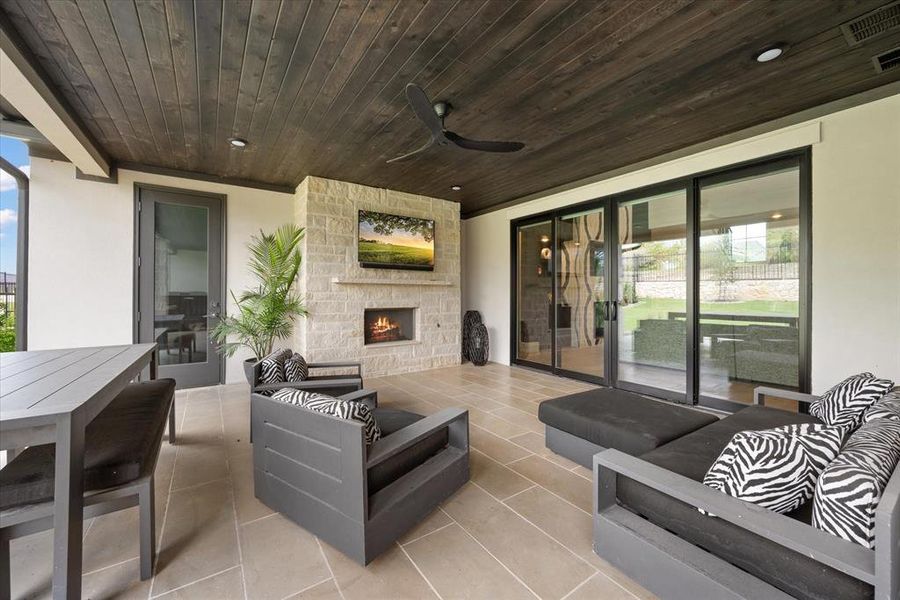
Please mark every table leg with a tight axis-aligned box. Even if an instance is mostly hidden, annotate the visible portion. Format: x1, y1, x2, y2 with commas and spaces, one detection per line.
150, 347, 158, 380
52, 413, 85, 600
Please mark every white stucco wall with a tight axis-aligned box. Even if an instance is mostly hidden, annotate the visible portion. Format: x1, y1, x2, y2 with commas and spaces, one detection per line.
27, 159, 295, 383
463, 95, 900, 394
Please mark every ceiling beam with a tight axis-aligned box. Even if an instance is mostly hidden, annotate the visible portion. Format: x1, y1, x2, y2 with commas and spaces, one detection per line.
0, 13, 110, 177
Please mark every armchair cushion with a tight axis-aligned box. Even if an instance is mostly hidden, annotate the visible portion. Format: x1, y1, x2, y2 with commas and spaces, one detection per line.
813, 417, 900, 548
284, 353, 309, 382
810, 372, 894, 429
367, 409, 449, 496
303, 395, 381, 445
258, 349, 293, 394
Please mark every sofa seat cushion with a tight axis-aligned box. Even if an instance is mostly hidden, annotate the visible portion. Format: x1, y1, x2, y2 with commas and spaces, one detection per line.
368, 409, 449, 496
538, 388, 718, 456
0, 379, 175, 511
617, 405, 872, 600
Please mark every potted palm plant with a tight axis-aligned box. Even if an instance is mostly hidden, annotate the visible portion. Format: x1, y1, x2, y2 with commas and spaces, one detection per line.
212, 224, 308, 383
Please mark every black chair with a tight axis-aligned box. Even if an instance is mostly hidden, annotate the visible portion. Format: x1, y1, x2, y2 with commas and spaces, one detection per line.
0, 379, 176, 593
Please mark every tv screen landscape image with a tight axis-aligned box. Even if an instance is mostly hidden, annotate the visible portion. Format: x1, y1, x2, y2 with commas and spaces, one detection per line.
358, 210, 435, 271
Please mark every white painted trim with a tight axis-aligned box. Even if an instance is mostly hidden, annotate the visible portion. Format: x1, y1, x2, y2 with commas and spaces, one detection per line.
0, 47, 109, 177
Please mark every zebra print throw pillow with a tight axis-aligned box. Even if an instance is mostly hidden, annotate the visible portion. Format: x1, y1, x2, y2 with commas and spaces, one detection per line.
810, 372, 894, 429
271, 389, 332, 406
701, 423, 847, 516
303, 395, 381, 446
813, 417, 900, 548
862, 390, 900, 424
257, 349, 294, 396
283, 353, 309, 382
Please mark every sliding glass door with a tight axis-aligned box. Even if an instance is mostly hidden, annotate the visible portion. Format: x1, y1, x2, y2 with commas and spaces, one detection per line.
510, 150, 810, 409
615, 189, 688, 399
515, 220, 553, 366
698, 162, 804, 406
555, 207, 606, 381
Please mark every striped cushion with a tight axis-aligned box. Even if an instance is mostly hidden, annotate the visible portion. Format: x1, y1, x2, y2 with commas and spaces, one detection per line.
813, 418, 900, 548
862, 389, 900, 423
284, 353, 309, 382
702, 423, 846, 515
303, 395, 381, 446
257, 349, 293, 395
810, 373, 894, 429
271, 388, 331, 406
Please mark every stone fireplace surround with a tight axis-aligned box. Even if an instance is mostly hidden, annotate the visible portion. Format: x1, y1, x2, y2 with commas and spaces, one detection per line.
293, 177, 461, 377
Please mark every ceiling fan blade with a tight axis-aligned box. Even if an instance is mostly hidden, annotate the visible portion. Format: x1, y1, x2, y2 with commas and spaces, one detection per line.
444, 131, 524, 153
405, 83, 444, 138
386, 136, 436, 164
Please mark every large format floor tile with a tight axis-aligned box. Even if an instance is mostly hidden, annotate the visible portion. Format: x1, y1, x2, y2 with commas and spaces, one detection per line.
5, 365, 655, 600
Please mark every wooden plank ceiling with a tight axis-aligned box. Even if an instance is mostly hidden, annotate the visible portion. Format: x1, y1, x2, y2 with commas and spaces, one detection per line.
1, 0, 898, 216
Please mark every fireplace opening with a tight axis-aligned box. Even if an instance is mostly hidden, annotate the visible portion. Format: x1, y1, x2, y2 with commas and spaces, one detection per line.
364, 308, 416, 345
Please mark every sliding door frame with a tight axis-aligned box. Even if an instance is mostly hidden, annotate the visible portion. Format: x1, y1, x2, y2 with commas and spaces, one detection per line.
509, 147, 812, 412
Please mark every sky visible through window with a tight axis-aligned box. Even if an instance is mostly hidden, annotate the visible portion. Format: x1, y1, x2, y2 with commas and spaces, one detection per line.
0, 136, 29, 274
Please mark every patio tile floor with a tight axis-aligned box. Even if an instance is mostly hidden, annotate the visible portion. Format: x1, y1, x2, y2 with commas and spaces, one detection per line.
8, 363, 656, 600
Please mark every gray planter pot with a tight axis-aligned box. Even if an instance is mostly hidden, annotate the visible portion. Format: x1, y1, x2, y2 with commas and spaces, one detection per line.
243, 358, 259, 386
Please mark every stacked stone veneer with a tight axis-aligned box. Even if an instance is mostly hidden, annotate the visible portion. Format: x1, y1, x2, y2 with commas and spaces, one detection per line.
293, 176, 461, 377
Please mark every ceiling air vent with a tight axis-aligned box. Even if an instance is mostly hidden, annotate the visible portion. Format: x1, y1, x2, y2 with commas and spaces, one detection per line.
841, 1, 900, 46
873, 47, 900, 73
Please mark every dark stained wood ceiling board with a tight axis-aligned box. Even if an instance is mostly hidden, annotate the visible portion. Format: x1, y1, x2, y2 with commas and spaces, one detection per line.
1, 0, 898, 216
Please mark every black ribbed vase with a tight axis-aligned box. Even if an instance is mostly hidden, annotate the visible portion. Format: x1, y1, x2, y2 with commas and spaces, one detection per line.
468, 323, 489, 366
462, 310, 483, 361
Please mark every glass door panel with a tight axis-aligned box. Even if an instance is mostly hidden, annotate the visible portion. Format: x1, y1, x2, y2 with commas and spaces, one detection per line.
515, 221, 553, 365
698, 166, 801, 405
154, 202, 210, 366
616, 191, 688, 395
556, 207, 605, 379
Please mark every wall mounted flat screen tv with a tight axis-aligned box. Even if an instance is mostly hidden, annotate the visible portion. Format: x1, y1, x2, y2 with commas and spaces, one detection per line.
358, 210, 435, 271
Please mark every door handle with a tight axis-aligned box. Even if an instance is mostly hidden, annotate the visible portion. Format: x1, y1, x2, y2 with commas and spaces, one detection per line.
611, 300, 618, 321
601, 300, 610, 321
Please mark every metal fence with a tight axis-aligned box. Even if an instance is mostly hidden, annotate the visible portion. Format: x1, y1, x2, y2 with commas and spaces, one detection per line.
0, 271, 15, 316
621, 255, 799, 282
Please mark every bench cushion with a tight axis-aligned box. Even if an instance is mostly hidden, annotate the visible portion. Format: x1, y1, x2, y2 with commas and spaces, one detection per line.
538, 388, 718, 455
0, 379, 175, 511
368, 409, 448, 496
618, 405, 872, 600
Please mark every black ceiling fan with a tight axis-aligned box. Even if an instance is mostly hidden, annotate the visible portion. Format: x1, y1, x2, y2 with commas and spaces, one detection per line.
386, 83, 525, 163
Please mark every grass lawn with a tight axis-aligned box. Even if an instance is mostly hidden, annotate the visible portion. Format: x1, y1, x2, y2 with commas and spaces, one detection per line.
619, 297, 798, 333
359, 240, 433, 267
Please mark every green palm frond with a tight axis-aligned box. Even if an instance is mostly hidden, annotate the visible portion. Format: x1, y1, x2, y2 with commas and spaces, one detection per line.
212, 224, 307, 360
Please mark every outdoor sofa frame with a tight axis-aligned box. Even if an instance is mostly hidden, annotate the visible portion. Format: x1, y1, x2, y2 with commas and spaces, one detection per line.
593, 386, 900, 600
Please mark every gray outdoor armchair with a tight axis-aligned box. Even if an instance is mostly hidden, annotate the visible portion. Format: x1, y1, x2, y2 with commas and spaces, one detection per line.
250, 391, 469, 564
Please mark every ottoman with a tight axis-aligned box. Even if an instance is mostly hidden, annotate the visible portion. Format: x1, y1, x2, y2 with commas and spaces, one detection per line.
538, 388, 719, 468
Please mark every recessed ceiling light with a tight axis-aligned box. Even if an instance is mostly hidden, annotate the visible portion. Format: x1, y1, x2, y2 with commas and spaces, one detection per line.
451, 184, 462, 191
771, 212, 783, 219
755, 45, 784, 63
229, 137, 248, 148
540, 235, 550, 243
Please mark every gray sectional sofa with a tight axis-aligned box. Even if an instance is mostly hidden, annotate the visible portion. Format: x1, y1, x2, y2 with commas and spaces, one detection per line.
591, 388, 900, 600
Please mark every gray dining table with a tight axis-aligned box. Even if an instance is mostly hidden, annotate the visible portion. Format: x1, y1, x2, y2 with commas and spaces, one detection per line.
0, 343, 157, 600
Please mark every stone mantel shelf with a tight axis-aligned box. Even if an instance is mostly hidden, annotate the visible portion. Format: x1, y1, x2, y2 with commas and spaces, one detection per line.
331, 277, 453, 287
